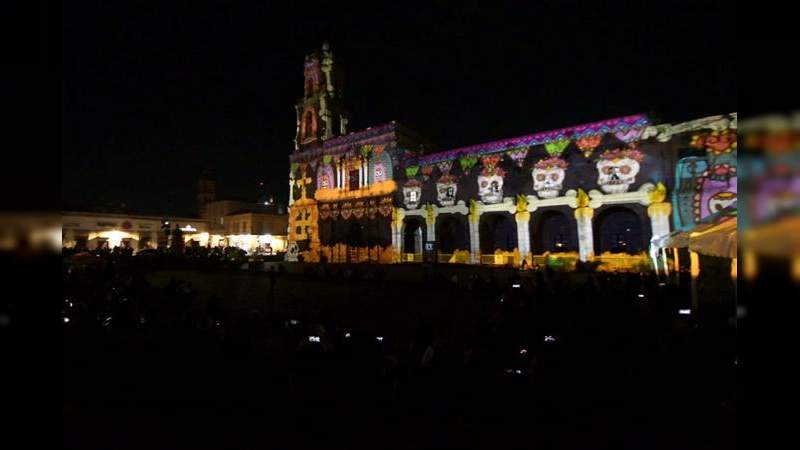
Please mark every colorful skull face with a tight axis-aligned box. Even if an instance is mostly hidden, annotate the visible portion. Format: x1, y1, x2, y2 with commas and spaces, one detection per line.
318, 165, 334, 190
436, 182, 457, 206
478, 174, 504, 204
532, 167, 565, 198
695, 176, 737, 220
373, 162, 386, 183
708, 191, 737, 214
403, 180, 422, 209
596, 156, 641, 194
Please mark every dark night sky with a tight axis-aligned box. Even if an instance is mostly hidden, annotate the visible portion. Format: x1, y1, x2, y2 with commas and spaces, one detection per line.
63, 1, 736, 217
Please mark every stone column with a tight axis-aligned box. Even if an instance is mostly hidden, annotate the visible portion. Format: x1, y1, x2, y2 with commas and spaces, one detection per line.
515, 211, 531, 262
391, 208, 404, 262
425, 205, 436, 243
690, 250, 700, 313
574, 206, 594, 262
359, 158, 365, 188
648, 202, 672, 241
468, 219, 480, 264
288, 171, 295, 206
337, 160, 343, 190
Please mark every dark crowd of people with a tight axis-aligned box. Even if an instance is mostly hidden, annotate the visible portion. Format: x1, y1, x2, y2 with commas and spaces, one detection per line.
63, 257, 736, 449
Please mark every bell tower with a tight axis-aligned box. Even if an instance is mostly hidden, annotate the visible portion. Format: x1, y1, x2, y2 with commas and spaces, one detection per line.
294, 42, 349, 151
196, 169, 215, 220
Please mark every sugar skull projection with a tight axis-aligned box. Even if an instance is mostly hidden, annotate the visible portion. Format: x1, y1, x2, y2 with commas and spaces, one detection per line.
695, 173, 737, 220
596, 147, 644, 194
436, 174, 458, 206
317, 164, 334, 190
532, 157, 568, 199
478, 155, 505, 204
373, 162, 387, 183
403, 179, 422, 209
708, 191, 737, 213
478, 175, 503, 203
690, 129, 738, 221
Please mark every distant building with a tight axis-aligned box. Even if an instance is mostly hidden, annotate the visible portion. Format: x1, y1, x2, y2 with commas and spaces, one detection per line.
63, 200, 289, 254
197, 170, 216, 220
205, 200, 250, 236
221, 204, 289, 253
62, 211, 210, 251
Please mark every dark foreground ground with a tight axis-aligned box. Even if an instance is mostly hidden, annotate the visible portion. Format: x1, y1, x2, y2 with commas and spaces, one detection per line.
63, 263, 736, 449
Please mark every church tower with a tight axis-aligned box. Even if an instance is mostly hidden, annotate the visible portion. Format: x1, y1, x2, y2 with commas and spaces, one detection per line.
196, 170, 215, 220
294, 42, 349, 151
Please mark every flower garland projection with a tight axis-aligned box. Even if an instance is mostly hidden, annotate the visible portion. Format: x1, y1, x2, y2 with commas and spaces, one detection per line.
359, 144, 374, 159
436, 160, 454, 174
508, 147, 529, 167
421, 165, 435, 181
614, 127, 644, 144
544, 139, 570, 157
576, 135, 603, 158
419, 114, 649, 166
459, 154, 479, 174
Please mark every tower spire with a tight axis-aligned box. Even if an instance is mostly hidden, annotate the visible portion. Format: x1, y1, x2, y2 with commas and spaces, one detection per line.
294, 42, 349, 151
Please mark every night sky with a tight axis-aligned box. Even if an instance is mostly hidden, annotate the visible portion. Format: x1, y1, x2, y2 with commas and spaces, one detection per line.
63, 1, 736, 217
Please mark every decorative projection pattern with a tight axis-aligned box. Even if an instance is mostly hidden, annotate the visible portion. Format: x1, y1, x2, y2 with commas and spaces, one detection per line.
459, 154, 478, 175
673, 129, 738, 230
318, 196, 394, 221
576, 135, 602, 158
419, 114, 649, 165
691, 129, 738, 221
596, 146, 644, 194
436, 160, 454, 174
478, 155, 506, 204
318, 164, 334, 189
508, 147, 529, 167
421, 165, 434, 181
371, 150, 392, 184
544, 139, 570, 157
436, 174, 458, 206
532, 157, 569, 199
403, 179, 423, 209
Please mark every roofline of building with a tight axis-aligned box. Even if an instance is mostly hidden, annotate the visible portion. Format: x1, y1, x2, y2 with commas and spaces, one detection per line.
62, 210, 205, 223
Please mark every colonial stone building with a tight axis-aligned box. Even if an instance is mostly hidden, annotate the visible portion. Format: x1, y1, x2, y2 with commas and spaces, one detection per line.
286, 44, 737, 269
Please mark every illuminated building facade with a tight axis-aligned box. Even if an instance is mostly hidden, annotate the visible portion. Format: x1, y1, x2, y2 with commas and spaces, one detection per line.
286, 44, 737, 268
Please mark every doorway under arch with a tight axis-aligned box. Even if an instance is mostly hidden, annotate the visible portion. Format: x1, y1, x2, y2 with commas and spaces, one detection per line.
402, 217, 425, 257
479, 213, 517, 253
436, 214, 468, 254
530, 209, 576, 254
593, 206, 648, 255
